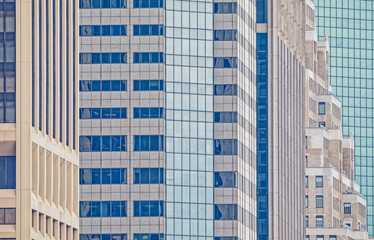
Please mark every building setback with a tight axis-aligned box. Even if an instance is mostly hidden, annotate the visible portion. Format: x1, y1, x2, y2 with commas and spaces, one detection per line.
304, 0, 370, 239
313, 0, 374, 236
0, 0, 79, 239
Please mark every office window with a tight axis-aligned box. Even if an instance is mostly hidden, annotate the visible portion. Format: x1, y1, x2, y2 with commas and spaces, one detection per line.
133, 201, 164, 217
80, 234, 127, 240
79, 0, 127, 8
344, 203, 351, 214
319, 122, 326, 128
214, 57, 237, 68
80, 25, 127, 36
133, 24, 163, 36
214, 112, 237, 123
80, 168, 127, 185
79, 53, 127, 64
329, 236, 337, 240
214, 204, 238, 220
316, 195, 323, 208
134, 234, 164, 240
306, 195, 308, 208
214, 84, 237, 95
316, 176, 323, 187
133, 52, 163, 63
133, 108, 163, 119
317, 236, 324, 240
133, 80, 163, 91
79, 135, 127, 152
214, 30, 238, 41
133, 0, 163, 8
214, 139, 238, 155
318, 102, 326, 115
80, 80, 127, 92
316, 215, 324, 227
214, 172, 236, 188
79, 201, 127, 218
0, 208, 16, 224
80, 108, 127, 119
306, 215, 309, 227
133, 135, 164, 151
214, 2, 237, 13
0, 156, 16, 189
133, 168, 164, 184
306, 176, 308, 188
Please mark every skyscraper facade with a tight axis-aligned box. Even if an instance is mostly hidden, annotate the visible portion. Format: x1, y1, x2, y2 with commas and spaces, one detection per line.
256, 0, 306, 239
79, 0, 257, 239
0, 0, 79, 239
314, 0, 374, 236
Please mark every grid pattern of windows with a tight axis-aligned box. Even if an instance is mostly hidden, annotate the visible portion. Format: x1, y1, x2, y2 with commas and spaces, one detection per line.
79, 53, 127, 64
0, 156, 16, 189
80, 80, 127, 92
80, 234, 127, 240
133, 80, 163, 91
133, 25, 163, 36
80, 168, 127, 184
0, 0, 16, 123
133, 201, 164, 217
79, 201, 127, 218
133, 168, 164, 184
0, 208, 16, 224
80, 25, 127, 36
79, 0, 127, 8
314, 1, 374, 235
79, 135, 127, 152
80, 108, 127, 119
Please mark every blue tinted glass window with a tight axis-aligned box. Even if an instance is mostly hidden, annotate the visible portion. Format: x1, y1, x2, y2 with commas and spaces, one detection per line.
214, 172, 236, 188
133, 108, 163, 119
318, 102, 326, 115
214, 84, 237, 95
214, 2, 237, 13
79, 136, 127, 152
214, 30, 237, 41
214, 57, 237, 68
316, 176, 323, 187
133, 0, 162, 8
80, 0, 126, 8
214, 204, 238, 220
133, 135, 163, 151
316, 195, 323, 208
133, 168, 164, 184
133, 80, 163, 91
80, 108, 127, 119
80, 234, 128, 240
0, 156, 16, 189
214, 139, 238, 155
133, 52, 163, 63
80, 80, 127, 92
80, 53, 127, 64
134, 234, 164, 240
79, 201, 127, 217
133, 201, 164, 217
214, 112, 237, 123
344, 203, 351, 214
133, 25, 163, 36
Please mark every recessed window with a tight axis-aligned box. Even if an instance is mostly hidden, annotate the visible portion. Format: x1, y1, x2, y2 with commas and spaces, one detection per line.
306, 195, 308, 208
319, 122, 326, 128
329, 235, 337, 240
306, 176, 308, 188
316, 215, 324, 227
316, 176, 323, 188
317, 236, 324, 240
316, 195, 323, 208
306, 215, 309, 227
344, 203, 351, 214
0, 156, 16, 189
318, 102, 326, 115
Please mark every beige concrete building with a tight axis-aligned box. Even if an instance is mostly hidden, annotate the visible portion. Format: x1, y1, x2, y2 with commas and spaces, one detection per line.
0, 0, 79, 239
305, 0, 369, 239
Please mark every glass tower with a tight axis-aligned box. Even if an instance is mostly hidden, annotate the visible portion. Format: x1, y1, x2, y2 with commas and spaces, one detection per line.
314, 0, 374, 236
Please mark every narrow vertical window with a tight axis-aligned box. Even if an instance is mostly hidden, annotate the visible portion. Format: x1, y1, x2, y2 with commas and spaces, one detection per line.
38, 0, 42, 131
66, 0, 69, 146
72, 0, 76, 149
32, 0, 35, 126
59, 0, 63, 142
52, 0, 56, 138
45, 0, 49, 134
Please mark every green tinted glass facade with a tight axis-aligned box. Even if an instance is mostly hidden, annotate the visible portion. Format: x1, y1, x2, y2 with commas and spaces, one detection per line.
314, 0, 374, 235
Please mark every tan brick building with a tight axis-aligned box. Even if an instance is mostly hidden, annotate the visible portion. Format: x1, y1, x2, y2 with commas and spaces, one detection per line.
305, 0, 369, 239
